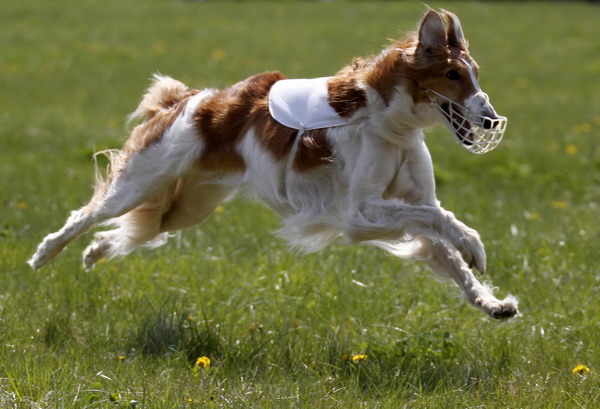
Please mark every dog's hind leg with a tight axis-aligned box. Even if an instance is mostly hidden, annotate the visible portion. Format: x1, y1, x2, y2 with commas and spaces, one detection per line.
29, 117, 203, 270
28, 80, 213, 270
422, 237, 518, 319
29, 152, 178, 270
28, 207, 100, 270
82, 184, 177, 270
159, 178, 234, 233
82, 175, 234, 270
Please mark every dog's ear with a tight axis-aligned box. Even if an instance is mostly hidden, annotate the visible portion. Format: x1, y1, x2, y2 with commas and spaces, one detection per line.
444, 10, 467, 49
417, 9, 447, 52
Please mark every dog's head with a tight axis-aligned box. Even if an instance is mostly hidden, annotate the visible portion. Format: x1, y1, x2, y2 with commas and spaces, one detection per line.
365, 10, 506, 153
413, 10, 506, 153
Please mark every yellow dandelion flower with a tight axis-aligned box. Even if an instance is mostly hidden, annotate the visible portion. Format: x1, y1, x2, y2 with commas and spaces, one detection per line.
551, 201, 568, 210
118, 355, 126, 361
565, 144, 578, 155
524, 211, 540, 221
351, 354, 368, 363
248, 323, 263, 332
195, 356, 211, 368
17, 202, 28, 209
573, 123, 591, 134
214, 205, 224, 214
572, 364, 590, 375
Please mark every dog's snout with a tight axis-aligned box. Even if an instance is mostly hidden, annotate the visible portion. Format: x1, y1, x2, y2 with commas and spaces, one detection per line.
482, 118, 492, 130
478, 103, 499, 129
482, 110, 498, 129
466, 92, 499, 128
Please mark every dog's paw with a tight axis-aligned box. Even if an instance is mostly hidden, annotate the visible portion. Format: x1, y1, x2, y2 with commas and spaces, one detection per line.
82, 238, 112, 271
28, 232, 67, 270
478, 295, 519, 320
82, 244, 100, 271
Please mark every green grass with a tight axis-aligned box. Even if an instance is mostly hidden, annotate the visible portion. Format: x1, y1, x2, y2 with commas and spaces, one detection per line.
1, 0, 600, 407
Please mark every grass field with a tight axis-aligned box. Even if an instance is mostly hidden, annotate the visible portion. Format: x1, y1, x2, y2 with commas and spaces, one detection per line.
2, 0, 600, 407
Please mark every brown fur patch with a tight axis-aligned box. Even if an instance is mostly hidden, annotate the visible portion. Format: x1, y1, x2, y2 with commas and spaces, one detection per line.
194, 71, 334, 173
413, 45, 479, 104
246, 98, 335, 172
246, 95, 335, 172
293, 129, 333, 172
327, 64, 367, 118
245, 100, 334, 172
364, 46, 413, 106
141, 85, 194, 121
194, 72, 287, 173
364, 32, 479, 106
132, 76, 196, 123
245, 98, 297, 161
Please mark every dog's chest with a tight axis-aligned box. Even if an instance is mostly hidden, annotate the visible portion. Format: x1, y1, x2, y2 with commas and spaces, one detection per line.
268, 77, 350, 131
382, 148, 436, 206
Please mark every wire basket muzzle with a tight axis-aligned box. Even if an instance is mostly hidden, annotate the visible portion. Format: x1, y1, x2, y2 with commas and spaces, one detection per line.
428, 90, 507, 154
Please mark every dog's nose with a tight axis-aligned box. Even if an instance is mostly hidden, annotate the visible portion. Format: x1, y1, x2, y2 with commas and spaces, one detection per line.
482, 114, 497, 129
481, 108, 498, 129
466, 92, 499, 129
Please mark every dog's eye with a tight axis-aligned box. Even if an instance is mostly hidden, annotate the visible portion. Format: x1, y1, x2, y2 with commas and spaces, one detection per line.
446, 70, 461, 81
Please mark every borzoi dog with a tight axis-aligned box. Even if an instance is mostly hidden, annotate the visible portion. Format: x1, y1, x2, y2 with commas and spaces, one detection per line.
29, 10, 518, 319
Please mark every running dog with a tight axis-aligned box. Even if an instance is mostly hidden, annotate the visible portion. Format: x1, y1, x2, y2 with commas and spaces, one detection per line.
29, 9, 518, 319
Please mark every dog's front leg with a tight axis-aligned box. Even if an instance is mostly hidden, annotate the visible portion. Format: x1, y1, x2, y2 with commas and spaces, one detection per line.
438, 209, 487, 273
346, 199, 486, 273
423, 237, 518, 319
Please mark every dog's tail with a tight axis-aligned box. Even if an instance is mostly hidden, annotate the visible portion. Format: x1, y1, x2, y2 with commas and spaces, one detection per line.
90, 74, 192, 208
127, 73, 190, 125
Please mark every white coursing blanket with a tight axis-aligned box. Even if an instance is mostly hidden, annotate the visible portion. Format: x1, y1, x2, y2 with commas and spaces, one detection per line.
268, 77, 350, 131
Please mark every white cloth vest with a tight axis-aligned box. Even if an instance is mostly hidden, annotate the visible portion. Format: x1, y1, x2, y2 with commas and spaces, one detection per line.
268, 77, 350, 132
